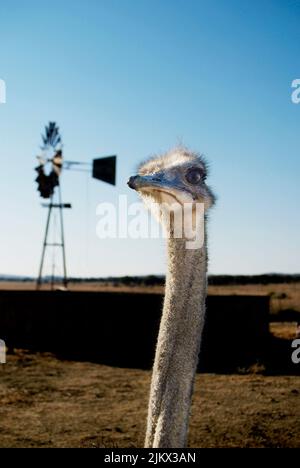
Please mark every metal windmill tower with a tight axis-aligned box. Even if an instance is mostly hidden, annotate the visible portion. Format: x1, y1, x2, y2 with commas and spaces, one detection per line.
35, 122, 116, 290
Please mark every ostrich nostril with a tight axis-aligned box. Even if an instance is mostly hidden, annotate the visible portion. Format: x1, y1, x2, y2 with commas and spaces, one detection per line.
127, 175, 138, 189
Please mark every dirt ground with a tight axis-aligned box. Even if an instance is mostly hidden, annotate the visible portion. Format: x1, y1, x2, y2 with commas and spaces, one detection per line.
0, 350, 299, 448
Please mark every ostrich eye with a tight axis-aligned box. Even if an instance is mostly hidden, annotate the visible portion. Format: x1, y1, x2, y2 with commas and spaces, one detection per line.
185, 168, 204, 185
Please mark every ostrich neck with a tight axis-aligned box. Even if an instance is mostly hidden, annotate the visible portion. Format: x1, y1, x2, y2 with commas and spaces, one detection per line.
145, 236, 207, 448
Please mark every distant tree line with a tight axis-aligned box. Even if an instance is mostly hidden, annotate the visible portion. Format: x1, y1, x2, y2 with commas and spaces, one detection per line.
208, 274, 300, 285
1, 273, 300, 286
68, 273, 300, 286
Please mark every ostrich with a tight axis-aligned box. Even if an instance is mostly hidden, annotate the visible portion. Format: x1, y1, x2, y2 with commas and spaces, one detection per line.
128, 147, 216, 448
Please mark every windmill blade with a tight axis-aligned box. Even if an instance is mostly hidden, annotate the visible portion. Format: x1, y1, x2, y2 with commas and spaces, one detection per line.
50, 127, 59, 147
53, 154, 63, 167
35, 165, 59, 199
92, 156, 116, 185
52, 149, 63, 176
41, 122, 62, 149
36, 155, 46, 166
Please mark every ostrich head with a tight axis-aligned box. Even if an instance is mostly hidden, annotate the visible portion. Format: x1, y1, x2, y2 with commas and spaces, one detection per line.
128, 147, 215, 208
128, 147, 215, 236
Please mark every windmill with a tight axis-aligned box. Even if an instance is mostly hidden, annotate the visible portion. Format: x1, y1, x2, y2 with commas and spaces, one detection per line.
35, 122, 116, 290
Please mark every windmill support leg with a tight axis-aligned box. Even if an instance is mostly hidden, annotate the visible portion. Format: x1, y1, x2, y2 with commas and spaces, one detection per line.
36, 202, 53, 289
58, 184, 68, 289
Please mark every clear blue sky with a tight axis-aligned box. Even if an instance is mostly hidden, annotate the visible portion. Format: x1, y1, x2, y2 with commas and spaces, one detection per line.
0, 0, 299, 277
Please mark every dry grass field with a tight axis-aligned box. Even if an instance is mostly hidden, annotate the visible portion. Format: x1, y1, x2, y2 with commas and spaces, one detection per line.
0, 350, 299, 448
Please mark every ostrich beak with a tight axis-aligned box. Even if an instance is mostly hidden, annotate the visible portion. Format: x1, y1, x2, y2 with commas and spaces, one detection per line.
127, 174, 194, 204
127, 175, 140, 190
127, 174, 163, 191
